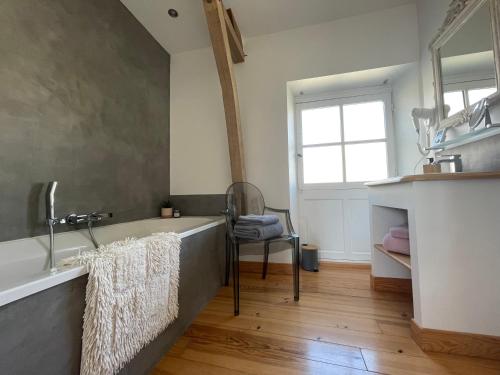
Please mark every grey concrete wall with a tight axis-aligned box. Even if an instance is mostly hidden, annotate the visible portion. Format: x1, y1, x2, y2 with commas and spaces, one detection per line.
0, 0, 170, 242
443, 132, 500, 172
434, 105, 500, 171
169, 194, 226, 216
0, 224, 226, 375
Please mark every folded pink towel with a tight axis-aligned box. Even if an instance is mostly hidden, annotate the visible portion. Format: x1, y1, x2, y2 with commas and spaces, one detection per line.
389, 226, 409, 240
383, 233, 410, 255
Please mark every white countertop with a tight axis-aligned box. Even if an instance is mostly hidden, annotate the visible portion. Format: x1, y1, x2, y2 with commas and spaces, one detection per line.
365, 171, 500, 186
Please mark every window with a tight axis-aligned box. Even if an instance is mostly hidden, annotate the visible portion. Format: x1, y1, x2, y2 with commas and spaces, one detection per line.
468, 87, 497, 105
298, 93, 392, 186
444, 91, 465, 116
444, 86, 496, 116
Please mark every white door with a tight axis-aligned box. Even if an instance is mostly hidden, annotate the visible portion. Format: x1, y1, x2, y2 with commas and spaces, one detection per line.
296, 89, 395, 261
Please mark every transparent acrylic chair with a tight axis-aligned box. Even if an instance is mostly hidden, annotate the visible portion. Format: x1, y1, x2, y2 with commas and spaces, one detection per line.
224, 182, 300, 316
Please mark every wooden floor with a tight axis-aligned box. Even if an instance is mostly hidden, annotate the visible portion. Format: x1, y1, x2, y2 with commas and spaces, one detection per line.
152, 264, 500, 374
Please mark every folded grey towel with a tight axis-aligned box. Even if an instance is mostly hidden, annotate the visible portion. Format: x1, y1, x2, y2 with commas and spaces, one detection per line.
237, 214, 279, 226
234, 222, 284, 240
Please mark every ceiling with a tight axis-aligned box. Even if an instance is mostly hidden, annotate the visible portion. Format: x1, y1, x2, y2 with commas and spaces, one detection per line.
120, 0, 415, 53
442, 51, 495, 79
288, 63, 416, 96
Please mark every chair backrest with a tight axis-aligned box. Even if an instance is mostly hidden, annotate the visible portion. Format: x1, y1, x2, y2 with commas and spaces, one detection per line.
225, 182, 265, 234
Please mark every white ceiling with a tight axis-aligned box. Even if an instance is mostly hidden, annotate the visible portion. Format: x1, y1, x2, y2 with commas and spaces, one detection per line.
442, 51, 495, 79
288, 63, 416, 96
121, 0, 415, 53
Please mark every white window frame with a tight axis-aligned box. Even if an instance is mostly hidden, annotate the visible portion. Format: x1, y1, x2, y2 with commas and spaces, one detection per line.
443, 71, 497, 109
444, 78, 497, 109
295, 87, 396, 191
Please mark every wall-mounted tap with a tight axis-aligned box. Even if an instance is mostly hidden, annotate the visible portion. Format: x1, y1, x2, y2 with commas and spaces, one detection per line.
65, 212, 113, 225
45, 182, 113, 272
45, 181, 66, 273
65, 212, 113, 248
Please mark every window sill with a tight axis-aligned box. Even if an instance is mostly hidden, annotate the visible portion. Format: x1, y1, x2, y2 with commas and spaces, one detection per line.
300, 182, 370, 190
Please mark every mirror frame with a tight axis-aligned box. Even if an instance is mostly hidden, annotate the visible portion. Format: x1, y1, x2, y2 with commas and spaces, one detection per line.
430, 0, 500, 129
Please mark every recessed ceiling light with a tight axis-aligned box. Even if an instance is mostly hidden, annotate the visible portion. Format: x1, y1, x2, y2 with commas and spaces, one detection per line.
168, 8, 179, 18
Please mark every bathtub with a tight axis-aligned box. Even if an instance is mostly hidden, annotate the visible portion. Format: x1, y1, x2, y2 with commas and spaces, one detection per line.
0, 216, 225, 307
0, 215, 226, 375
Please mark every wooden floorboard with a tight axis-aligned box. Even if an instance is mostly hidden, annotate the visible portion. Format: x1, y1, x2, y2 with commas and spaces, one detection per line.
153, 267, 500, 375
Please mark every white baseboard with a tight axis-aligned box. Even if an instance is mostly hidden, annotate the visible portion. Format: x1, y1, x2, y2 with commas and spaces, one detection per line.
319, 250, 371, 262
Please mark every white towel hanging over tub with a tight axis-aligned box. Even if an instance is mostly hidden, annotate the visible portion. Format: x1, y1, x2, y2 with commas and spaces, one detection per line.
63, 232, 181, 375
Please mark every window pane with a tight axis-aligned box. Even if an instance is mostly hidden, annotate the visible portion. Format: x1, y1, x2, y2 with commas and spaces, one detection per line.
468, 87, 497, 105
303, 146, 343, 184
301, 106, 341, 145
444, 91, 465, 116
345, 142, 388, 182
343, 101, 386, 142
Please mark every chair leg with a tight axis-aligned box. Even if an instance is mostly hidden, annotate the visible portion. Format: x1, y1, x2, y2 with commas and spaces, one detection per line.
292, 236, 300, 301
262, 241, 270, 279
233, 241, 240, 316
225, 233, 231, 286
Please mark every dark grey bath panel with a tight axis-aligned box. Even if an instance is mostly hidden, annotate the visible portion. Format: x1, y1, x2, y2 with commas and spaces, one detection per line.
0, 224, 226, 375
119, 224, 226, 375
0, 276, 87, 375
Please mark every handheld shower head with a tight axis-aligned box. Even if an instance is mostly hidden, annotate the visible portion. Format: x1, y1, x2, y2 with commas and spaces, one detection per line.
46, 181, 58, 221
45, 181, 60, 273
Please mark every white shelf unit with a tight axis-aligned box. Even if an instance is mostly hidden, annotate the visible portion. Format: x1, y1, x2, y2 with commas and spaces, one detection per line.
368, 178, 500, 337
370, 205, 411, 279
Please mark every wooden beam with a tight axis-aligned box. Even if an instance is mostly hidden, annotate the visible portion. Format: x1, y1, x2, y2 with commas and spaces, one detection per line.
203, 0, 246, 182
224, 8, 245, 63
226, 9, 242, 44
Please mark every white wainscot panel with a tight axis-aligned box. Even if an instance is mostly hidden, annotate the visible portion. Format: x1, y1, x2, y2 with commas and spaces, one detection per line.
301, 199, 345, 260
345, 199, 371, 261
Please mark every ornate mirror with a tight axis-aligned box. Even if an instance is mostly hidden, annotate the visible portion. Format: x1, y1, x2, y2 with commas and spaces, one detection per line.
430, 0, 500, 129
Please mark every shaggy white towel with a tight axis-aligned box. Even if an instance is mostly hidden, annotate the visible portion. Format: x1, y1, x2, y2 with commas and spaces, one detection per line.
63, 232, 181, 375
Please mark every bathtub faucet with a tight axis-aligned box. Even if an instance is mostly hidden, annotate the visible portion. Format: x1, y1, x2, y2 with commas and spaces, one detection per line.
45, 181, 66, 273
45, 182, 113, 270
65, 212, 113, 249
